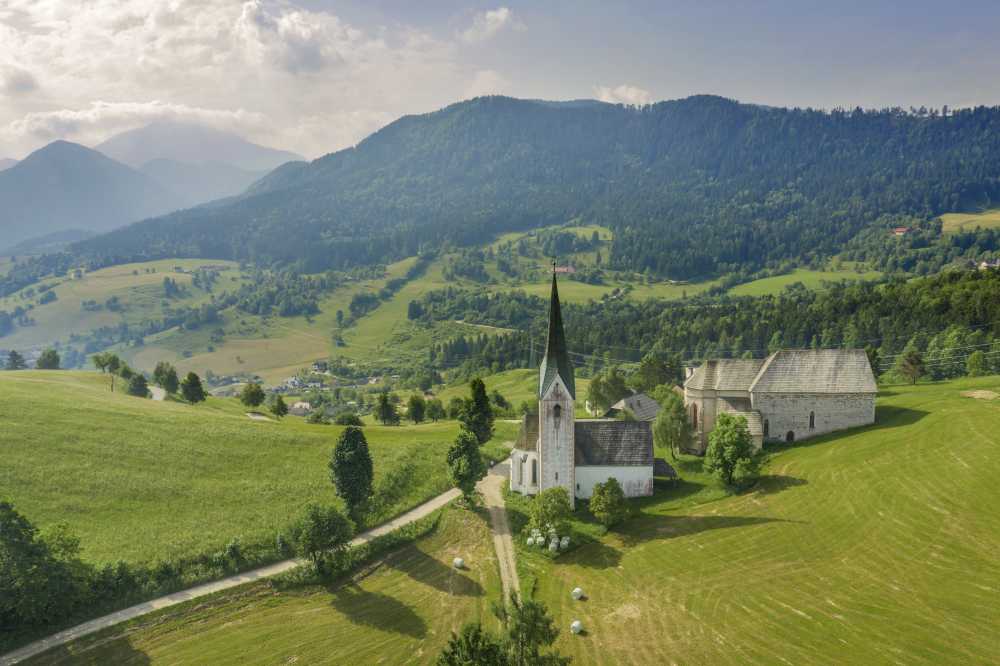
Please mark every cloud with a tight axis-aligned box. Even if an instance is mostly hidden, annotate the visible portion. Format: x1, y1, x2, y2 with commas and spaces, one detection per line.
460, 7, 522, 44
0, 66, 38, 95
594, 84, 653, 106
5, 101, 267, 146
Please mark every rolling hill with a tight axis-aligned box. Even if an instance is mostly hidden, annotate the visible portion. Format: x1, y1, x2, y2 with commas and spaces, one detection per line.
0, 141, 179, 251
68, 96, 1000, 279
0, 157, 16, 171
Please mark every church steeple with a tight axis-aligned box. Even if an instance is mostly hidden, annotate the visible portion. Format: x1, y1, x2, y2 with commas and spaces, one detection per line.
539, 272, 575, 399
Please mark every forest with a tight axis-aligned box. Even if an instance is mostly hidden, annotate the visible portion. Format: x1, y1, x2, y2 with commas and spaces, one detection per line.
5, 95, 1000, 295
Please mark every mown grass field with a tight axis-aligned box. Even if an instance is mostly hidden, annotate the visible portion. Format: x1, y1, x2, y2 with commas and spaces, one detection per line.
728, 266, 884, 297
27, 378, 1000, 664
940, 208, 1000, 233
21, 378, 1000, 664
27, 508, 503, 666
0, 371, 477, 564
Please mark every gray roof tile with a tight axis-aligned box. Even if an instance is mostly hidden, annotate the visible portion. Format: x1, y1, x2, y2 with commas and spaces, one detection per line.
574, 420, 654, 466
750, 349, 877, 394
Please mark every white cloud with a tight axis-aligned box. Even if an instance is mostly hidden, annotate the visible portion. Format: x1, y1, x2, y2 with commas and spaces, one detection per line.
594, 84, 653, 106
0, 65, 38, 95
0, 0, 475, 158
460, 7, 522, 44
465, 69, 511, 98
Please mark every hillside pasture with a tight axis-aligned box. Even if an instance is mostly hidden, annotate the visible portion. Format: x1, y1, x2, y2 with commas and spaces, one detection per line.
25, 508, 502, 666
0, 259, 243, 349
524, 377, 1000, 664
0, 371, 470, 565
940, 208, 1000, 234
727, 266, 884, 297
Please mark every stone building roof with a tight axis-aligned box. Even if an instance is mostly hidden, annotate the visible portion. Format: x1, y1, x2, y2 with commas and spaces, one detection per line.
685, 358, 766, 392
607, 392, 661, 422
574, 420, 654, 466
539, 274, 576, 399
749, 349, 877, 394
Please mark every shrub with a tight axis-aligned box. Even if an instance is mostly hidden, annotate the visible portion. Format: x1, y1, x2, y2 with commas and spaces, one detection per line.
590, 477, 629, 527
703, 412, 761, 489
529, 486, 572, 534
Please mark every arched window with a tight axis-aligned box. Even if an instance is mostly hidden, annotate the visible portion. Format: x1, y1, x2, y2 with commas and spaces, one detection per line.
763, 419, 769, 438
553, 404, 561, 420
692, 403, 699, 428
519, 459, 524, 484
531, 459, 538, 485
786, 431, 795, 443
809, 411, 815, 429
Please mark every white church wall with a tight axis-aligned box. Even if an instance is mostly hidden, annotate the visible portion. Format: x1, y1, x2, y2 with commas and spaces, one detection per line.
509, 449, 540, 496
753, 392, 876, 443
539, 377, 576, 507
575, 466, 654, 499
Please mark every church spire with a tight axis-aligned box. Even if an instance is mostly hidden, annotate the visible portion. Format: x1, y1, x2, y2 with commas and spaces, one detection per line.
539, 272, 575, 399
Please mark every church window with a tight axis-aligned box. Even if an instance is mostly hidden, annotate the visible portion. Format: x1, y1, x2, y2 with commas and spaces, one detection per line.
555, 472, 559, 481
531, 460, 537, 485
763, 419, 769, 438
553, 404, 561, 419
786, 431, 795, 443
809, 411, 815, 429
692, 403, 699, 428
519, 460, 524, 484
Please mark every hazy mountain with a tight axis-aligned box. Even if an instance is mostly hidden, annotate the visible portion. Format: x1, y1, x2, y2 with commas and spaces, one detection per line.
0, 141, 180, 250
97, 122, 303, 172
69, 96, 1000, 278
5, 229, 96, 255
139, 158, 267, 207
0, 158, 17, 171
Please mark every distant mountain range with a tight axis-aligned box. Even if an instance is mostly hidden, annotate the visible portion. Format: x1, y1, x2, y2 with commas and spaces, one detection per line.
0, 141, 178, 250
69, 95, 1000, 278
0, 123, 302, 252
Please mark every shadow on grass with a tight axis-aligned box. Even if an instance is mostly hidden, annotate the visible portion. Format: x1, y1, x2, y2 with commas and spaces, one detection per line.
329, 584, 428, 638
29, 635, 152, 665
753, 475, 808, 496
617, 513, 795, 548
384, 546, 484, 597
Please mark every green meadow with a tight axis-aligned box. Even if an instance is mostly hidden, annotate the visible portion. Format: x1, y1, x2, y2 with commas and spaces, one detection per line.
728, 266, 884, 297
0, 371, 476, 565
32, 377, 1000, 664
940, 208, 1000, 234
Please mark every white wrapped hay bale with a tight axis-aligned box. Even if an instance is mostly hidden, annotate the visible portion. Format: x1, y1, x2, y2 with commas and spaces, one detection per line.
453, 557, 464, 569
549, 539, 559, 553
571, 587, 584, 600
560, 536, 571, 550
526, 536, 535, 546
570, 620, 583, 634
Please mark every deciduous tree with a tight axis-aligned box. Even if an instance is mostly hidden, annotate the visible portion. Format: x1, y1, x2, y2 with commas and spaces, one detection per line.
426, 398, 446, 422
703, 412, 760, 489
529, 486, 572, 534
407, 394, 426, 424
289, 504, 354, 574
589, 477, 628, 527
35, 348, 59, 370
180, 372, 207, 403
651, 390, 691, 459
448, 429, 486, 504
127, 374, 149, 398
239, 382, 266, 408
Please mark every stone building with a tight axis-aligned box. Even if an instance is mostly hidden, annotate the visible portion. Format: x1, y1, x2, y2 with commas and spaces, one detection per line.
509, 275, 655, 507
684, 349, 877, 452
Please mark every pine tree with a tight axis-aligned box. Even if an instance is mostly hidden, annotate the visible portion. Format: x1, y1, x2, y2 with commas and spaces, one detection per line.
180, 372, 207, 403
460, 378, 494, 444
329, 426, 374, 524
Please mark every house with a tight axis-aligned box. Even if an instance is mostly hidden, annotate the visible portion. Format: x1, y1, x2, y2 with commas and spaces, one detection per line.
979, 259, 1000, 271
892, 226, 912, 236
684, 349, 877, 453
289, 401, 312, 416
509, 275, 654, 508
604, 392, 661, 422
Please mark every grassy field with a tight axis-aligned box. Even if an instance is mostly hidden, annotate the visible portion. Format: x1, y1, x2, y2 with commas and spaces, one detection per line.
434, 368, 592, 417
0, 371, 481, 564
0, 259, 244, 349
27, 507, 503, 666
524, 377, 1000, 664
728, 266, 884, 297
22, 377, 1000, 664
940, 208, 1000, 233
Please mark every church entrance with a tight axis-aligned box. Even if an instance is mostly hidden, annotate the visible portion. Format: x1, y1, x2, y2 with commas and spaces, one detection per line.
786, 431, 795, 443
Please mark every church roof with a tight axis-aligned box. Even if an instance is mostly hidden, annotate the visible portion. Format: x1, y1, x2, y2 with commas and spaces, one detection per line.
607, 392, 661, 422
685, 358, 766, 392
749, 349, 877, 394
574, 420, 654, 466
539, 274, 575, 399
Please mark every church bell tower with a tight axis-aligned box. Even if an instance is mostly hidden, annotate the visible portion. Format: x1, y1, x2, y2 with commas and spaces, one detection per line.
538, 273, 576, 507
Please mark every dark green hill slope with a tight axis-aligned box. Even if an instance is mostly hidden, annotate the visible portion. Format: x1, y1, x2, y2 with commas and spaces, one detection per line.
56, 96, 1000, 277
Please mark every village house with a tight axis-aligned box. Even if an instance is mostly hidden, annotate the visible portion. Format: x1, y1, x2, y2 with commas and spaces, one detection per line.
604, 392, 661, 422
684, 349, 877, 452
509, 275, 655, 508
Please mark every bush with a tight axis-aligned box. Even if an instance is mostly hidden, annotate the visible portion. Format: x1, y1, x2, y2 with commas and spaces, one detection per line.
703, 412, 761, 489
589, 477, 629, 527
333, 411, 363, 426
127, 374, 150, 398
529, 486, 572, 534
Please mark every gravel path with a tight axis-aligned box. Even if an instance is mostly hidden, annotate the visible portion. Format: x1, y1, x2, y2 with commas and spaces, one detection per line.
1, 488, 461, 666
479, 465, 521, 603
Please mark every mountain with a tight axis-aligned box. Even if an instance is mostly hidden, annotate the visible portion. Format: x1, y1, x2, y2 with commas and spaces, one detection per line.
96, 122, 303, 172
58, 96, 1000, 278
0, 141, 180, 250
139, 158, 267, 208
4, 229, 97, 255
0, 158, 17, 171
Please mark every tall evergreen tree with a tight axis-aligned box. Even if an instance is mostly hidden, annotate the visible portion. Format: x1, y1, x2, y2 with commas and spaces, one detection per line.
329, 426, 374, 524
460, 378, 494, 445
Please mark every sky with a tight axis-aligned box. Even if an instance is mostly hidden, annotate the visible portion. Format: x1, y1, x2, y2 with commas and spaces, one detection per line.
2, 0, 1000, 160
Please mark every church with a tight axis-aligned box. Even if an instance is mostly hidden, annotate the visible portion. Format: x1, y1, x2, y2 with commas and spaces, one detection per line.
509, 275, 655, 507
684, 349, 878, 452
